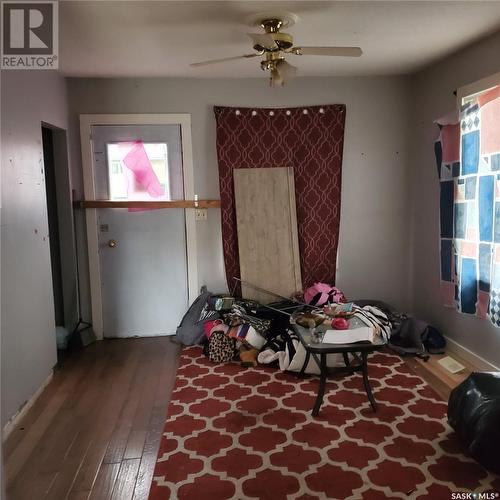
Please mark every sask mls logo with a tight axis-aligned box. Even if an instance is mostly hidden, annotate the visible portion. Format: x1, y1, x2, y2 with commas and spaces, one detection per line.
1, 1, 58, 69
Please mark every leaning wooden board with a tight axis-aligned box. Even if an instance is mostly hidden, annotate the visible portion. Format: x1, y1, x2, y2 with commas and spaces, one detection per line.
233, 167, 302, 303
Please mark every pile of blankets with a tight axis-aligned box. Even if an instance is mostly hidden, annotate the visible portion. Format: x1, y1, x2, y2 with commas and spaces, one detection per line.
176, 281, 446, 371
181, 290, 393, 373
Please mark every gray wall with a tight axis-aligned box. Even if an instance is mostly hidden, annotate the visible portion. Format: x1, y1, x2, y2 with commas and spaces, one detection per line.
66, 76, 414, 319
1, 71, 70, 426
411, 30, 500, 367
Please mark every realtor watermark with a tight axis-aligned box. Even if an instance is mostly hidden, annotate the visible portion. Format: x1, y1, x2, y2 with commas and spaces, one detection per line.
1, 1, 58, 69
451, 493, 499, 499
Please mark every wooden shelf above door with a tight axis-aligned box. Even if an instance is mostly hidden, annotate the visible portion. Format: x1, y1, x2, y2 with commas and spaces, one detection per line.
76, 200, 221, 209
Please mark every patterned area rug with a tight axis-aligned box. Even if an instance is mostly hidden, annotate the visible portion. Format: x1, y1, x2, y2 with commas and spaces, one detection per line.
149, 347, 500, 499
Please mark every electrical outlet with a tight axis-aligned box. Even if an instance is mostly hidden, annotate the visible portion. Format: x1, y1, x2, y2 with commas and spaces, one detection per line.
195, 208, 207, 221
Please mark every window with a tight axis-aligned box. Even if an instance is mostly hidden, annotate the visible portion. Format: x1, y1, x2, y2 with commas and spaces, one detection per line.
437, 73, 500, 324
106, 142, 170, 200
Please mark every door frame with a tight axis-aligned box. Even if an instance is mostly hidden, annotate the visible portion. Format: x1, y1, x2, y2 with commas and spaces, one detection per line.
79, 114, 198, 339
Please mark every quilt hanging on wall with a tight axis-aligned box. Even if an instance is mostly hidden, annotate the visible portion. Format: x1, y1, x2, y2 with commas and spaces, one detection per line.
436, 85, 500, 325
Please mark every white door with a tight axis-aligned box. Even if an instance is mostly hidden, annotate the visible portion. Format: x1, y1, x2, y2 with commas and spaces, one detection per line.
90, 124, 188, 337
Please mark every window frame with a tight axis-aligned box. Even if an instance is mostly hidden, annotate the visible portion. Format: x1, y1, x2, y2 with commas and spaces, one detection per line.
457, 70, 500, 104
105, 141, 171, 201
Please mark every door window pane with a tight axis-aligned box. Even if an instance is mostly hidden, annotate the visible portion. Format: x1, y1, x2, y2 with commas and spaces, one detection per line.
92, 124, 184, 201
106, 141, 170, 200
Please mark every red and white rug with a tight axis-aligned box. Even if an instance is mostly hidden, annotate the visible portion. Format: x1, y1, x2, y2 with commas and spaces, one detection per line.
149, 347, 499, 499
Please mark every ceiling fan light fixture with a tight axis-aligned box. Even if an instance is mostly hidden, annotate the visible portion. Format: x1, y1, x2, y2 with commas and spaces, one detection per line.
261, 18, 283, 33
270, 67, 284, 87
247, 32, 277, 51
191, 11, 362, 87
245, 11, 299, 30
276, 59, 298, 82
273, 32, 294, 51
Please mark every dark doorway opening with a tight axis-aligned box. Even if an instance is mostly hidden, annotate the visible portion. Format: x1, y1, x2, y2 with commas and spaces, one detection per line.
41, 124, 94, 364
41, 124, 83, 364
42, 126, 65, 329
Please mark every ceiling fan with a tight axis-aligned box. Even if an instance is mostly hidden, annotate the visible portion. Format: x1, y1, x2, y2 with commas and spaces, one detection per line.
190, 15, 362, 87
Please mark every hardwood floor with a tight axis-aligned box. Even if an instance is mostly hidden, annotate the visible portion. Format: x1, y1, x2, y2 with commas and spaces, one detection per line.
3, 336, 473, 500
403, 351, 472, 401
4, 337, 180, 500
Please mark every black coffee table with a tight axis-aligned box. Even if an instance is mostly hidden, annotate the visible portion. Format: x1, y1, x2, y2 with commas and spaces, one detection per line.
291, 321, 387, 416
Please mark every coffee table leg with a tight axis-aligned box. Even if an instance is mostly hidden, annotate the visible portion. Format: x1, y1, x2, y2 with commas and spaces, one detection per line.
312, 354, 327, 417
361, 352, 377, 412
298, 351, 311, 378
343, 352, 350, 367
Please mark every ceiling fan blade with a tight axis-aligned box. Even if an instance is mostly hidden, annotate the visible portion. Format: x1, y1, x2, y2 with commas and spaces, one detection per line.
292, 46, 363, 57
247, 32, 277, 50
276, 59, 298, 83
190, 53, 259, 67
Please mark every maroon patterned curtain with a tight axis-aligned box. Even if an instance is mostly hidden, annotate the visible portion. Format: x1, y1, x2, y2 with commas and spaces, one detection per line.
214, 104, 346, 295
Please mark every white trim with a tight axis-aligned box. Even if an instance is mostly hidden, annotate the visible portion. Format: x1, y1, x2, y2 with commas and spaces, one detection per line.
80, 116, 103, 338
444, 335, 500, 372
79, 114, 198, 340
2, 373, 53, 441
179, 118, 199, 308
457, 70, 500, 102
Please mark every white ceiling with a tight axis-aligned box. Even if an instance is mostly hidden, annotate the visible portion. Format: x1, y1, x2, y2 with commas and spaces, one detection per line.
60, 1, 500, 78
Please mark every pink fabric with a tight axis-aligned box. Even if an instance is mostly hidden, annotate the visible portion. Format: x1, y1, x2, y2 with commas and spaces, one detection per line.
460, 241, 477, 258
478, 86, 500, 107
117, 141, 165, 212
205, 321, 226, 340
440, 282, 455, 308
304, 283, 345, 306
479, 91, 500, 155
204, 320, 223, 339
477, 291, 489, 319
441, 123, 460, 163
120, 141, 164, 197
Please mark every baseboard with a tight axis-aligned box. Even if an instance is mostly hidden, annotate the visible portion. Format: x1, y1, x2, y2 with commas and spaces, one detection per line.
103, 333, 176, 338
444, 335, 500, 372
2, 372, 53, 442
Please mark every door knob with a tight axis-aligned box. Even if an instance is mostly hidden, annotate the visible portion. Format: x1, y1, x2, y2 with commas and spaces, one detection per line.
108, 239, 117, 248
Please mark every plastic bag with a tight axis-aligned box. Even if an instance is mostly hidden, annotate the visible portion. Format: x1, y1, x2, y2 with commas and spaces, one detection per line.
448, 372, 500, 474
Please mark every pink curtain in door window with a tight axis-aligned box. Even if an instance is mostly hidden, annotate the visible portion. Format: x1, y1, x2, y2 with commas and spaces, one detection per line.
118, 141, 164, 211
